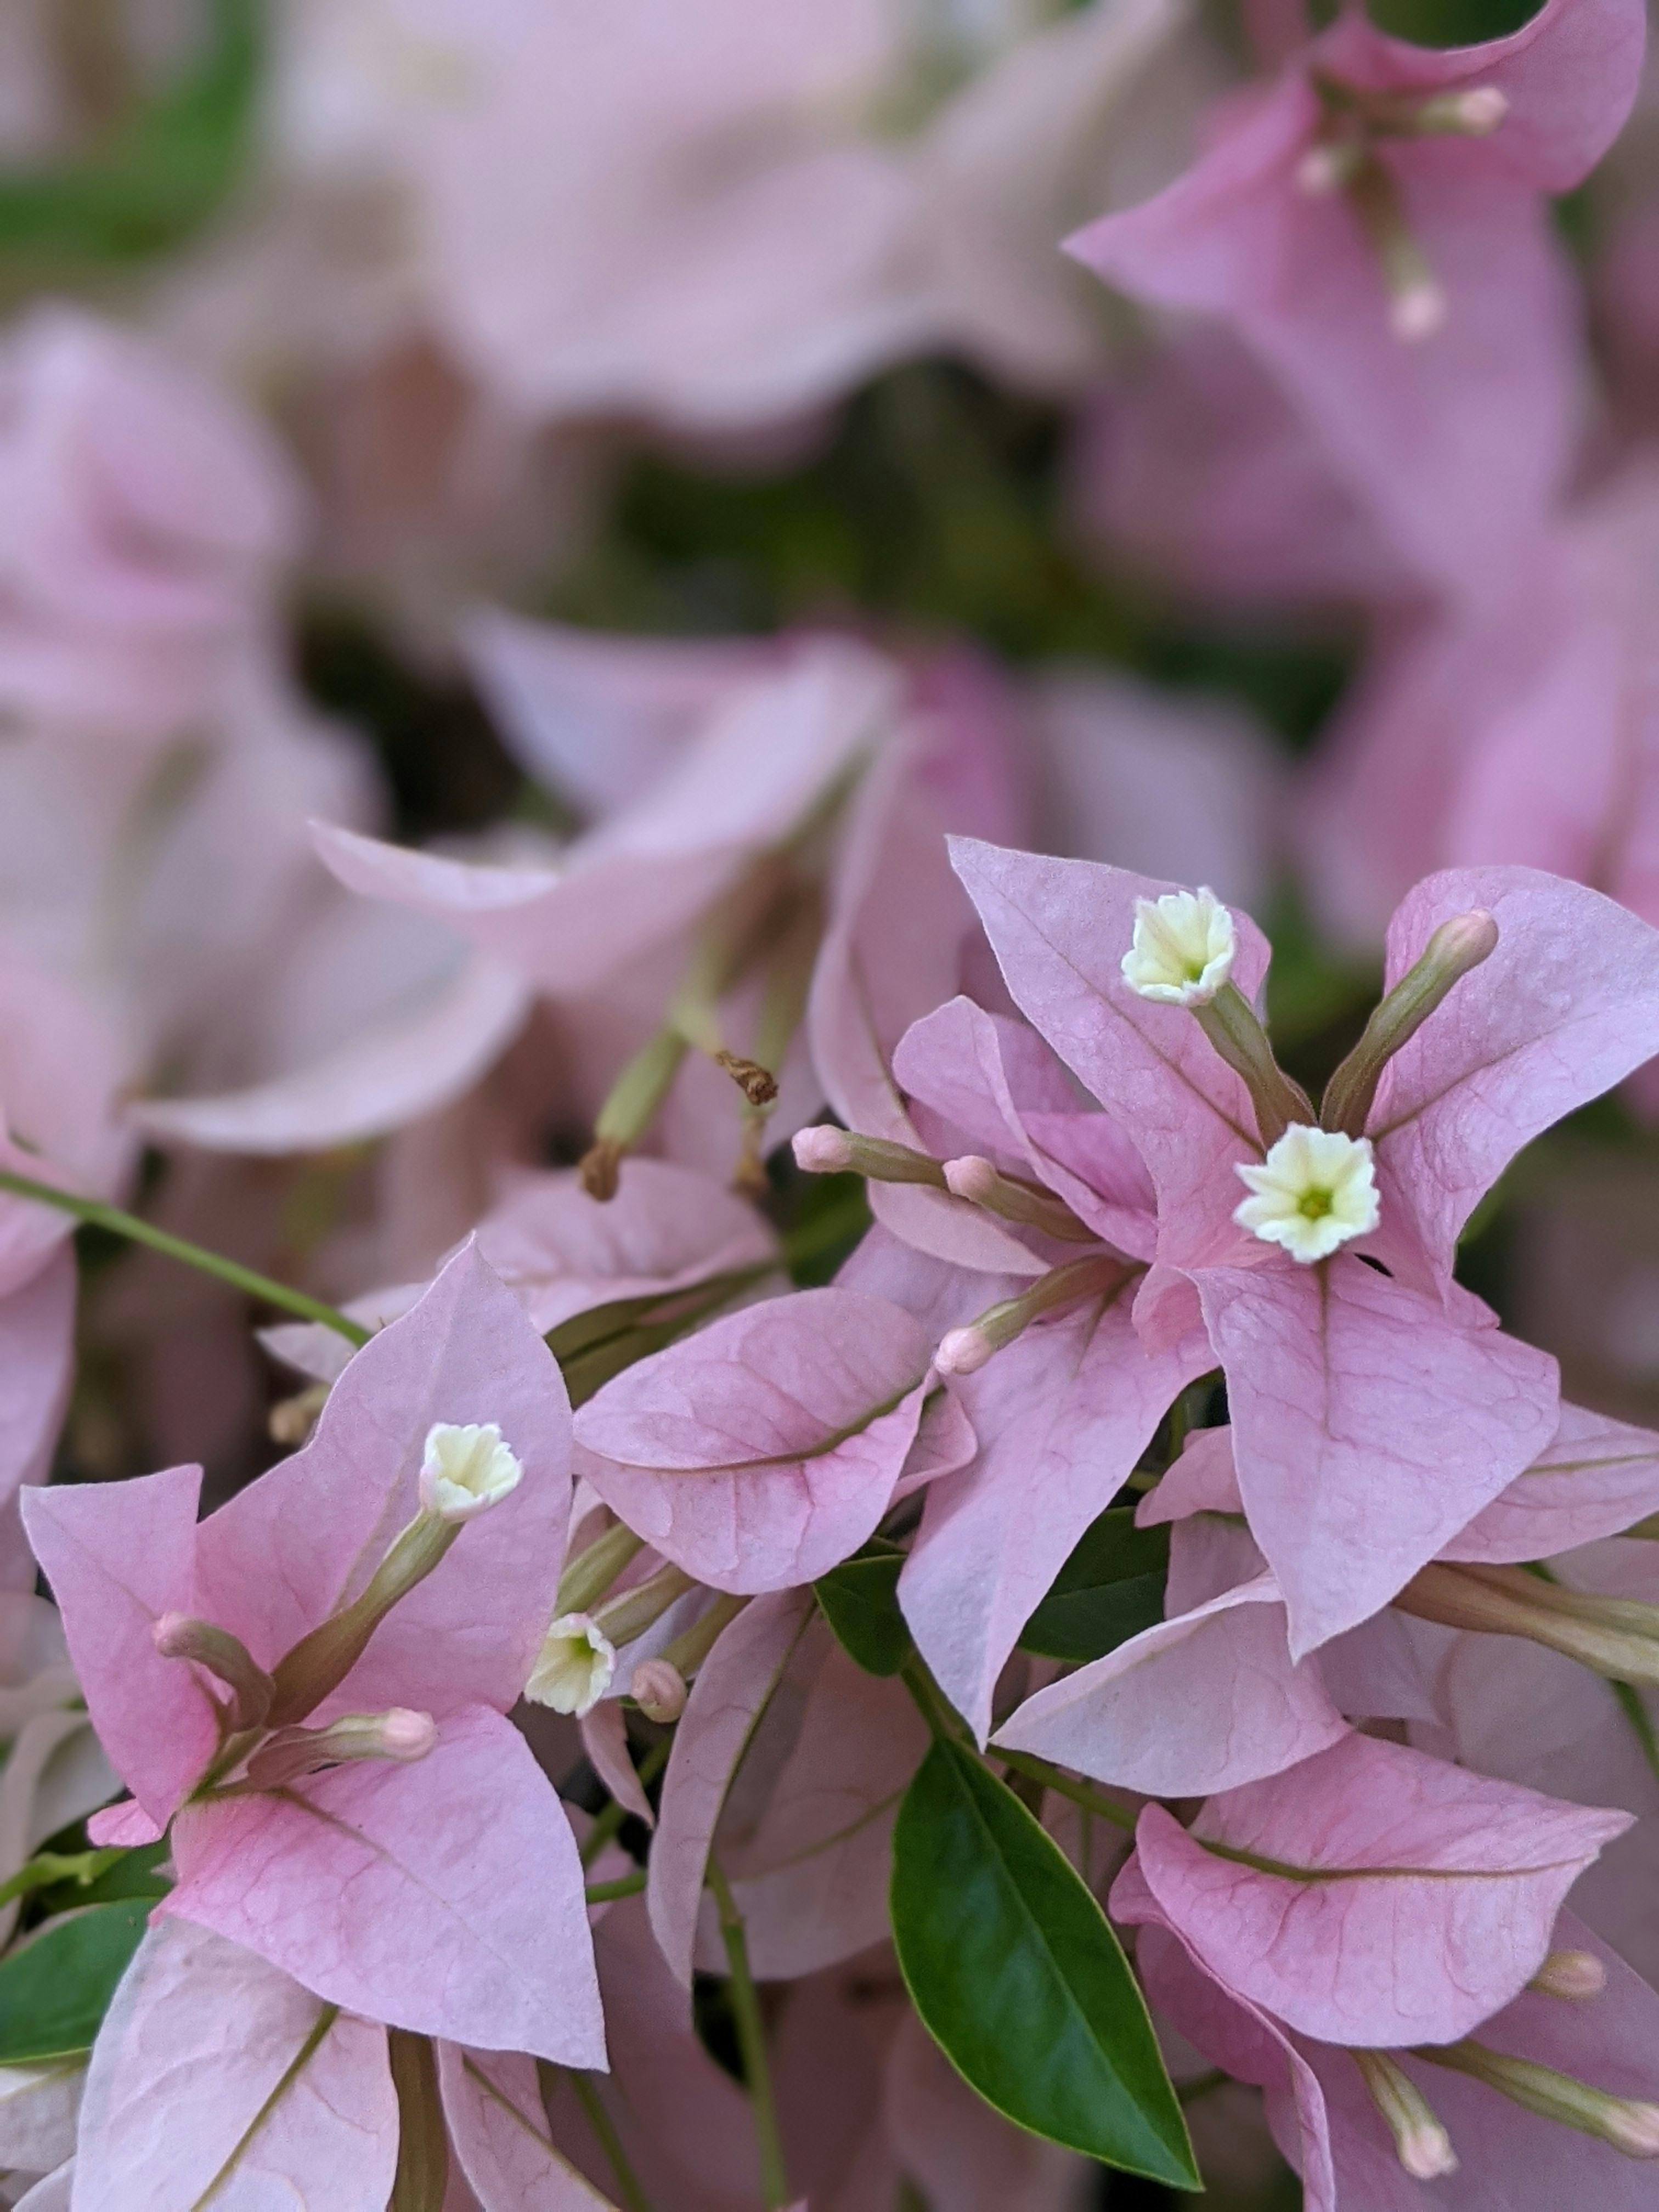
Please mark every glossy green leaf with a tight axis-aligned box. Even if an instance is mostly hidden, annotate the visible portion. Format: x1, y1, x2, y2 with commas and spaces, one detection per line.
1019, 1508, 1169, 1663
891, 1740, 1197, 2188
0, 1901, 151, 2063
815, 1540, 911, 1675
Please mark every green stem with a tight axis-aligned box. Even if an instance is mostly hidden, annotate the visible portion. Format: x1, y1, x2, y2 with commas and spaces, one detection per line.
0, 1169, 368, 1345
997, 1748, 1138, 1833
584, 1870, 646, 1905
566, 2069, 653, 2212
707, 1855, 789, 2209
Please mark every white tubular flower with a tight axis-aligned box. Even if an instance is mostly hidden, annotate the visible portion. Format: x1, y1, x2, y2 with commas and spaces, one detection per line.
419, 1421, 523, 1523
1234, 1125, 1380, 1264
1121, 888, 1237, 1006
526, 1613, 617, 1716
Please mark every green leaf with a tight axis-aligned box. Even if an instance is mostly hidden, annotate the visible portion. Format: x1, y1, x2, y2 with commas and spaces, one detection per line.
1019, 1509, 1169, 1664
815, 1540, 911, 1675
0, 1901, 151, 2063
891, 1741, 1197, 2188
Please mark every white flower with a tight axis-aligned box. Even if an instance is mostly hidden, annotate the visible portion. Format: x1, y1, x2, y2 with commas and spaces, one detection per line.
419, 1421, 523, 1523
1234, 1125, 1380, 1265
1121, 888, 1237, 1006
524, 1613, 617, 1716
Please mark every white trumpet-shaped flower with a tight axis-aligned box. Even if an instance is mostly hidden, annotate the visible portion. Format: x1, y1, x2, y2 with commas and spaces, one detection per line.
524, 1613, 617, 1717
419, 1421, 523, 1523
1121, 888, 1237, 1006
1234, 1125, 1380, 1264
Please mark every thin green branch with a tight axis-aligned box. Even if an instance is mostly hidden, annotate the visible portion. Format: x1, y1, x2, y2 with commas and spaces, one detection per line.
0, 1169, 368, 1344
566, 2069, 654, 2212
584, 1870, 646, 1905
996, 1747, 1138, 1833
707, 1855, 790, 2209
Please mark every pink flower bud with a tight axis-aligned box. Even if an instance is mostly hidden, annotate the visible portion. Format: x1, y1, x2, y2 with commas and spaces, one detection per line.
1531, 1949, 1607, 2000
631, 1659, 687, 1723
943, 1156, 1001, 1205
936, 1325, 995, 1376
792, 1126, 855, 1173
377, 1707, 439, 1762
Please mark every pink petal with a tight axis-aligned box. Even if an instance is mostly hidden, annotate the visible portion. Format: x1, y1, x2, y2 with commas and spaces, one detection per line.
573, 1289, 933, 1593
995, 1571, 1348, 1797
1193, 1255, 1559, 1655
1445, 1400, 1659, 1561
21, 1464, 217, 1824
692, 1640, 929, 1980
1128, 1734, 1630, 2046
195, 1243, 572, 1718
899, 1296, 1212, 1741
580, 1701, 654, 1830
0, 1250, 76, 1591
166, 1707, 604, 2064
87, 1801, 163, 1848
1314, 0, 1646, 193
438, 2044, 618, 2210
129, 946, 529, 1155
894, 995, 1155, 1257
465, 607, 776, 819
647, 1590, 815, 1988
884, 2008, 1088, 2210
947, 840, 1271, 1277
72, 1918, 397, 2212
809, 737, 978, 1148
1118, 1909, 1335, 2212
316, 640, 899, 994
471, 1158, 780, 1335
1369, 867, 1659, 1286
1136, 1423, 1243, 1526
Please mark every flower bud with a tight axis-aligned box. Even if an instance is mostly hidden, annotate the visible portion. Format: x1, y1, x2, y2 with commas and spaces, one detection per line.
1296, 139, 1365, 194
1531, 1949, 1607, 2001
153, 1613, 274, 1733
1351, 2050, 1458, 2180
1415, 84, 1509, 136
793, 1125, 854, 1173
793, 1126, 947, 1187
1322, 910, 1498, 1137
935, 1252, 1129, 1376
941, 1158, 1095, 1243
419, 1421, 523, 1523
631, 1659, 688, 1723
1395, 1562, 1659, 1688
244, 1707, 437, 1790
936, 1324, 996, 1377
526, 1615, 617, 1716
1418, 2039, 1659, 2158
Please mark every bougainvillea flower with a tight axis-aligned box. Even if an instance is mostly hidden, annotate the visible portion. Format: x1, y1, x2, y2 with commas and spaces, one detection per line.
952, 842, 1659, 1651
1113, 1732, 1629, 2048
802, 995, 1211, 1740
1066, 0, 1646, 603
24, 1248, 603, 2063
1130, 1904, 1659, 2209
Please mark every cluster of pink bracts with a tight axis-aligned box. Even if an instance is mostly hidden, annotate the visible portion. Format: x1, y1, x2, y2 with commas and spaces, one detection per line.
7, 0, 1659, 2208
